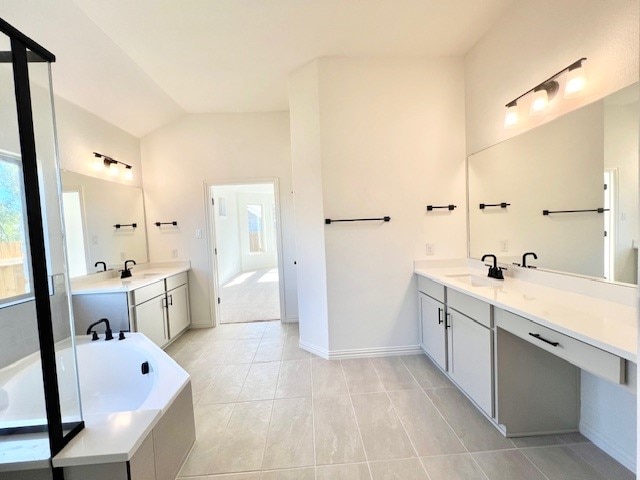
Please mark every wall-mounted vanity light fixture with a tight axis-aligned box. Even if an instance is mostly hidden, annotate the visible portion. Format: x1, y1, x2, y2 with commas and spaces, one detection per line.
92, 152, 134, 181
504, 58, 587, 128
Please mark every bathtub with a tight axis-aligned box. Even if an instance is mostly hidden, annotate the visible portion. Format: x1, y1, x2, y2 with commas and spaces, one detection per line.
0, 333, 189, 429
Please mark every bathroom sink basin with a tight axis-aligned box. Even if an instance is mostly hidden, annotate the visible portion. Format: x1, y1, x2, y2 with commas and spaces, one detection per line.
446, 273, 504, 288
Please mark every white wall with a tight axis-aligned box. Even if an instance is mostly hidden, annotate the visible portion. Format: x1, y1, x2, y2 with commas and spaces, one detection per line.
141, 113, 297, 326
465, 0, 639, 470
212, 185, 242, 285
465, 0, 639, 156
289, 57, 467, 355
288, 61, 330, 353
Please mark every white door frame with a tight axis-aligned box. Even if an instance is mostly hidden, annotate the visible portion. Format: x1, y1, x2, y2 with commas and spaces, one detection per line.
204, 177, 286, 327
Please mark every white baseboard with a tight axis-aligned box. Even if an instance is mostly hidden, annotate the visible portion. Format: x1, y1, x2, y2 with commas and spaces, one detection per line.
579, 421, 636, 473
282, 316, 299, 324
298, 341, 422, 360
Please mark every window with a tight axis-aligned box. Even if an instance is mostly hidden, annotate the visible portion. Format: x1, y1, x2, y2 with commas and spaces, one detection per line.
247, 204, 264, 253
0, 152, 31, 304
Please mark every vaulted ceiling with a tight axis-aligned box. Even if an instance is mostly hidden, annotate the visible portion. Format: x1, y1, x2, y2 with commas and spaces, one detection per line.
3, 0, 514, 137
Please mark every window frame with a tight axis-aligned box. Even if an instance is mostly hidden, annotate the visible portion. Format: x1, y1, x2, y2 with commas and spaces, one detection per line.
0, 149, 34, 307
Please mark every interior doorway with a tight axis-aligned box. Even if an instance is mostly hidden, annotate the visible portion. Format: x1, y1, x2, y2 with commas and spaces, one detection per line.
207, 180, 283, 324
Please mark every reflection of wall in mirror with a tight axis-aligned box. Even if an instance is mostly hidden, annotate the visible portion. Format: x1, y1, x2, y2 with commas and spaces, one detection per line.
61, 171, 148, 275
469, 101, 604, 278
603, 90, 639, 284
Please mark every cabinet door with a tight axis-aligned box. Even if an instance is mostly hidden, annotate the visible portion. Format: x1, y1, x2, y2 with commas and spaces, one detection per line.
448, 309, 493, 416
134, 295, 168, 348
167, 284, 190, 339
420, 293, 447, 370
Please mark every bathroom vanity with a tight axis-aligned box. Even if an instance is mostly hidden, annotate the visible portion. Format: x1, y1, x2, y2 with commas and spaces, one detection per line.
71, 263, 191, 349
415, 260, 635, 441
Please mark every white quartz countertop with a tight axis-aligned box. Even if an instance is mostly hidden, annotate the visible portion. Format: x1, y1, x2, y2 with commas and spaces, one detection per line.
52, 410, 161, 467
415, 265, 637, 362
71, 262, 190, 295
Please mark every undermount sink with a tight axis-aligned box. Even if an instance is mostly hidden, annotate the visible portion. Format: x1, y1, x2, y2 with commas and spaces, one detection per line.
446, 273, 504, 288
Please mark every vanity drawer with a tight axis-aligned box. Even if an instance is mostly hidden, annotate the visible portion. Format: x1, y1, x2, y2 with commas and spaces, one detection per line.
132, 281, 166, 305
166, 272, 188, 291
495, 309, 625, 384
417, 275, 445, 302
447, 289, 491, 328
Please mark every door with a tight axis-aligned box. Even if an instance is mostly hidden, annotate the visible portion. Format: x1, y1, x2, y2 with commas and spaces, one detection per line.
135, 295, 168, 347
167, 284, 190, 339
208, 181, 283, 325
420, 293, 447, 370
448, 309, 493, 416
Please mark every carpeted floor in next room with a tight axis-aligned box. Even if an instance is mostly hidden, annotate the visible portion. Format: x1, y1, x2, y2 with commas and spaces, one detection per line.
219, 268, 281, 324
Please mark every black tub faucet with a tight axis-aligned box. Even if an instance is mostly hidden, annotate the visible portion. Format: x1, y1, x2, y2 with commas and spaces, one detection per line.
86, 318, 113, 341
121, 259, 137, 279
522, 252, 538, 268
94, 261, 107, 272
482, 254, 505, 280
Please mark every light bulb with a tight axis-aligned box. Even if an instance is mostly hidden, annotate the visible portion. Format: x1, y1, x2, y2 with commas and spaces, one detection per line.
504, 103, 519, 128
530, 88, 549, 115
107, 162, 119, 177
123, 167, 133, 181
564, 63, 586, 97
92, 156, 104, 171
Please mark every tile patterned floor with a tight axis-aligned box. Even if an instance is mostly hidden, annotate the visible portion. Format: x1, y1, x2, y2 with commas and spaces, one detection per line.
166, 321, 635, 480
219, 269, 281, 323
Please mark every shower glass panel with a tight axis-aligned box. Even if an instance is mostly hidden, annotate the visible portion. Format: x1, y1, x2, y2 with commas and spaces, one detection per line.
0, 30, 51, 463
27, 49, 83, 435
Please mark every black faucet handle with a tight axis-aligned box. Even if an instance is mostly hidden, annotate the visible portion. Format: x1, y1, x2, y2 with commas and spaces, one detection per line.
118, 331, 126, 340
105, 329, 114, 341
91, 331, 99, 341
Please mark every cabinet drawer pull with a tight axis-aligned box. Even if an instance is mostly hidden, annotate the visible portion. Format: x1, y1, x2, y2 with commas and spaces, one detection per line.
438, 307, 443, 324
169, 294, 173, 306
529, 332, 559, 347
445, 312, 451, 329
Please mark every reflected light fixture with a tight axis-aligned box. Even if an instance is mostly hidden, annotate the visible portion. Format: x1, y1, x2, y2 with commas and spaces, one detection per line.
504, 101, 519, 128
92, 152, 133, 181
503, 58, 587, 127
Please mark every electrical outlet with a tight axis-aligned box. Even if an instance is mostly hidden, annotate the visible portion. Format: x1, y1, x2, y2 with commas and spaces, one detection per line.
195, 228, 202, 239
426, 243, 435, 256
171, 249, 178, 258
500, 240, 509, 252
120, 251, 126, 260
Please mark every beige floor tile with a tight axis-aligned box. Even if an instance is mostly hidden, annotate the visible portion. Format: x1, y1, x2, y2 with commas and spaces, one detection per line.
426, 387, 514, 452
370, 356, 419, 391
400, 354, 451, 388
237, 362, 281, 402
316, 463, 372, 480
350, 392, 416, 461
178, 474, 261, 479
254, 338, 285, 363
242, 322, 268, 339
178, 404, 235, 476
207, 400, 273, 474
511, 435, 563, 448
188, 364, 221, 400
388, 389, 465, 456
263, 322, 288, 338
281, 336, 310, 360
209, 323, 249, 340
313, 395, 366, 465
262, 398, 314, 470
199, 364, 251, 404
275, 359, 311, 398
311, 359, 348, 396
341, 358, 385, 394
224, 339, 261, 364
260, 468, 315, 479
521, 446, 607, 480
369, 458, 429, 479
569, 443, 635, 480
192, 340, 237, 366
421, 454, 487, 480
556, 432, 591, 444
472, 450, 547, 480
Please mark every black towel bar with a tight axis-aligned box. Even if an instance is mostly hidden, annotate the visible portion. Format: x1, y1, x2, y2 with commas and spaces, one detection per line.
325, 216, 390, 224
113, 223, 137, 229
427, 205, 456, 211
155, 221, 178, 227
479, 203, 510, 209
543, 208, 608, 215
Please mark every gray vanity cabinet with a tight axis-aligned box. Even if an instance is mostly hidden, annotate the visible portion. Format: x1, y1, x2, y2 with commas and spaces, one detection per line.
418, 276, 447, 370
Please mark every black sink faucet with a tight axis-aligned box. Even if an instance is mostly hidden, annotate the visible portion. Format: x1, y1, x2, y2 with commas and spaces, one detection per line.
86, 318, 113, 341
94, 261, 107, 272
120, 259, 136, 279
482, 254, 505, 280
522, 252, 538, 268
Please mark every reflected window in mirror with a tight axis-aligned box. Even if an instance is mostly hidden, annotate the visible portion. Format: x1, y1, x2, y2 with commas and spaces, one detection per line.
0, 151, 32, 304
